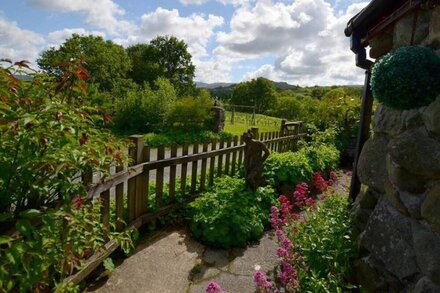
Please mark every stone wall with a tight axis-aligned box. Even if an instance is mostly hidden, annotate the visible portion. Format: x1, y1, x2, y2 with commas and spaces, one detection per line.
352, 5, 440, 292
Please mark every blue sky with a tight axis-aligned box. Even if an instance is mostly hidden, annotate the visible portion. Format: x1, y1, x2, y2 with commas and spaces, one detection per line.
0, 0, 369, 85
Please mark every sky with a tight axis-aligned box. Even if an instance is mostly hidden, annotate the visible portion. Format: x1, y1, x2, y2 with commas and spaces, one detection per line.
0, 0, 370, 86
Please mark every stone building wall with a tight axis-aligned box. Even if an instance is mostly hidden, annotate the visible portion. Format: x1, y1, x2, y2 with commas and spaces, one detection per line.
352, 5, 440, 292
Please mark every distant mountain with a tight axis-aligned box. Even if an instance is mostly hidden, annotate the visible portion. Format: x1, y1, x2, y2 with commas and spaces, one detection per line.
196, 82, 235, 89
196, 80, 298, 90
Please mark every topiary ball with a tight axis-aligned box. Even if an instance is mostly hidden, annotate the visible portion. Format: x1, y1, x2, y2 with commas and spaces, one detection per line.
370, 46, 440, 110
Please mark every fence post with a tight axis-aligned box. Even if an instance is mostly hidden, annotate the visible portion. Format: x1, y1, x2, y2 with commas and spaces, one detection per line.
128, 135, 144, 221
251, 127, 259, 140
280, 120, 286, 136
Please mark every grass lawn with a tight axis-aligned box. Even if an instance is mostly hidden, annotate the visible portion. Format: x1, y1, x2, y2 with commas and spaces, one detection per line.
224, 111, 282, 136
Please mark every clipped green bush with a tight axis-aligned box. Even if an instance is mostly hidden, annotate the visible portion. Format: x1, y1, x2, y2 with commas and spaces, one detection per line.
188, 177, 277, 248
264, 143, 340, 188
371, 46, 440, 110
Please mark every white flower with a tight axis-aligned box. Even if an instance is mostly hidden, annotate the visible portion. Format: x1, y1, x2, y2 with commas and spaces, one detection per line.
254, 264, 261, 271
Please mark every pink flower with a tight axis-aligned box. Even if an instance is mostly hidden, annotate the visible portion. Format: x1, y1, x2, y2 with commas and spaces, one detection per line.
253, 271, 279, 293
313, 172, 328, 193
293, 182, 310, 209
279, 261, 300, 291
206, 282, 227, 293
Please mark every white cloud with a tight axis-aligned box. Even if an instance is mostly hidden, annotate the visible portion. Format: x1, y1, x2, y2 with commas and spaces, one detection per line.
28, 0, 134, 35
0, 16, 45, 65
134, 8, 224, 58
47, 28, 106, 46
210, 0, 368, 85
179, 0, 250, 6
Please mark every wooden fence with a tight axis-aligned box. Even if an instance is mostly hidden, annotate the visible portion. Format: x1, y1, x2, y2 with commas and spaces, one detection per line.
63, 122, 305, 285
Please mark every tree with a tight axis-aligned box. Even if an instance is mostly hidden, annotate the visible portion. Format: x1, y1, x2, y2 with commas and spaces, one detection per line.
231, 77, 277, 114
37, 34, 131, 92
127, 36, 195, 96
126, 44, 160, 86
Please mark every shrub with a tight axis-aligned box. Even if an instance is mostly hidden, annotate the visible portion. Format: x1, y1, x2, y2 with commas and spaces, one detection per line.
0, 61, 134, 291
143, 130, 233, 147
166, 95, 213, 130
188, 176, 277, 248
267, 182, 358, 292
112, 78, 176, 133
371, 46, 440, 110
264, 151, 314, 188
264, 135, 340, 188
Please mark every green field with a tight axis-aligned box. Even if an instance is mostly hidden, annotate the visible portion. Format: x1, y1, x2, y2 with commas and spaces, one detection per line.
224, 111, 283, 136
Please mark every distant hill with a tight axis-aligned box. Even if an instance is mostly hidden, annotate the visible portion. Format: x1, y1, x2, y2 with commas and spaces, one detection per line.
196, 82, 235, 89
196, 81, 299, 90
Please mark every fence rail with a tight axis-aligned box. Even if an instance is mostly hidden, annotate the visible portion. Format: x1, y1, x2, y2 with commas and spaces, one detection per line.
62, 122, 305, 286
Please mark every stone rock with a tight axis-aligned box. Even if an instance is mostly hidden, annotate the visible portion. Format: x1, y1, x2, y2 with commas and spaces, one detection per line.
387, 155, 426, 194
388, 127, 440, 180
383, 181, 410, 216
429, 7, 440, 47
369, 31, 393, 59
421, 184, 440, 231
361, 199, 419, 279
352, 256, 402, 292
415, 276, 440, 293
394, 10, 431, 49
423, 96, 440, 137
210, 106, 225, 133
374, 104, 424, 138
357, 135, 389, 193
356, 189, 379, 210
399, 191, 424, 219
411, 221, 440, 284
351, 202, 373, 235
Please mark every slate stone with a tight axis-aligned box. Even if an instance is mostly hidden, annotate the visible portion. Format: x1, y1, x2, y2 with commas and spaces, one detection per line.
357, 135, 389, 193
388, 127, 440, 179
374, 104, 424, 138
423, 96, 440, 137
361, 199, 419, 279
415, 276, 440, 293
411, 221, 440, 284
421, 183, 440, 231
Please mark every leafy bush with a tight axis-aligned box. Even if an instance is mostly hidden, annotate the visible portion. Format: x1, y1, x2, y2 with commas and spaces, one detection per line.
112, 78, 176, 133
264, 130, 340, 188
144, 130, 233, 147
264, 151, 314, 188
166, 95, 213, 130
371, 46, 440, 110
0, 61, 134, 291
286, 190, 357, 292
0, 201, 135, 292
0, 61, 128, 216
188, 176, 277, 248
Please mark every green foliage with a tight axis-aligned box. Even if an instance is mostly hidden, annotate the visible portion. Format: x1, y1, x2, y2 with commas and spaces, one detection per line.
143, 130, 233, 147
0, 61, 135, 292
371, 46, 440, 110
112, 78, 177, 133
231, 77, 277, 114
0, 200, 135, 292
0, 61, 128, 216
287, 191, 358, 292
126, 44, 161, 86
166, 95, 213, 130
188, 177, 277, 248
149, 36, 196, 96
264, 129, 340, 187
37, 34, 131, 92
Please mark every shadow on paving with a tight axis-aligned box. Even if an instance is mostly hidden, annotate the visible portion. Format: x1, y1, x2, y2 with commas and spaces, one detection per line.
86, 228, 279, 293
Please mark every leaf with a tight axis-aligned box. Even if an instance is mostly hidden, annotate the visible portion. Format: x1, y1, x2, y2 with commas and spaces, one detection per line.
103, 258, 115, 272
0, 213, 12, 222
14, 60, 30, 68
15, 219, 33, 238
19, 209, 41, 219
0, 235, 13, 245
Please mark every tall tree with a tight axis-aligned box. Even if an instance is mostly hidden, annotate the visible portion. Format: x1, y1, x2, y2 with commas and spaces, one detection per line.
37, 34, 131, 92
127, 36, 195, 96
231, 77, 277, 114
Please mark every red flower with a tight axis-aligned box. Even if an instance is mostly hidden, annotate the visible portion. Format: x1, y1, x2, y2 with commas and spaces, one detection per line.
72, 196, 85, 208
79, 133, 88, 146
